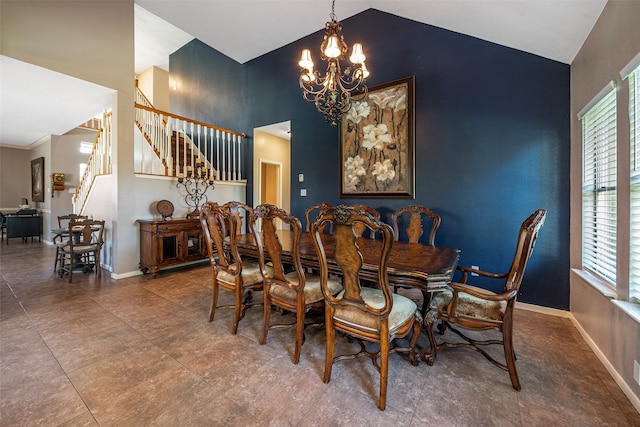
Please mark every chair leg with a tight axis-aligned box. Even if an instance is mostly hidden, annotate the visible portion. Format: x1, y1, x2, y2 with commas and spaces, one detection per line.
54, 247, 60, 272
208, 272, 219, 322
68, 255, 74, 283
230, 284, 243, 334
293, 304, 305, 365
423, 310, 439, 365
260, 292, 271, 345
93, 251, 101, 277
58, 252, 66, 278
503, 317, 521, 390
323, 308, 335, 384
408, 315, 421, 366
378, 334, 389, 411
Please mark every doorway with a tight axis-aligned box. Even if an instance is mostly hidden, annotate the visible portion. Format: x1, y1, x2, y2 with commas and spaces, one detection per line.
253, 122, 291, 228
259, 160, 281, 207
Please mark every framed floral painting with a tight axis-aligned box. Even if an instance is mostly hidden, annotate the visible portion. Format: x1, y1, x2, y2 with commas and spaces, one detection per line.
340, 76, 415, 198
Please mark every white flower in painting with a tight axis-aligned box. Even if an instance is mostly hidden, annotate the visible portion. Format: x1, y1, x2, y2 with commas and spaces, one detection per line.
346, 101, 371, 124
391, 92, 407, 111
368, 89, 397, 110
362, 123, 392, 150
344, 155, 366, 190
372, 159, 396, 182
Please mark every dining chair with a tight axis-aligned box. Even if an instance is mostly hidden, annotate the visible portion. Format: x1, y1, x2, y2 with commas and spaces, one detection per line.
251, 203, 342, 364
55, 214, 88, 243
58, 219, 105, 283
305, 202, 333, 233
310, 205, 422, 411
424, 209, 546, 390
54, 214, 88, 272
391, 204, 441, 245
200, 201, 268, 334
351, 203, 380, 239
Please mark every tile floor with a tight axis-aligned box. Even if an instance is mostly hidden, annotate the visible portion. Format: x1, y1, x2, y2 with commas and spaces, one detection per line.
1, 241, 639, 426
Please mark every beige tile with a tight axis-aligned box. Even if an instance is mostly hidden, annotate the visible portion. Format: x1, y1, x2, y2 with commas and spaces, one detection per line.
1, 242, 638, 425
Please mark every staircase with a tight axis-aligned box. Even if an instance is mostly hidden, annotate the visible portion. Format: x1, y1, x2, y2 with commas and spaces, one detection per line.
72, 87, 246, 214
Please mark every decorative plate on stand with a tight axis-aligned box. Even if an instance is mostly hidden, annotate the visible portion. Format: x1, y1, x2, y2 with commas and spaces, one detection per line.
156, 200, 174, 220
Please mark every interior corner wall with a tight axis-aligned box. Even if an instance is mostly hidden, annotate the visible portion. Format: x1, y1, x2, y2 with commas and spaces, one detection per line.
1, 0, 138, 276
0, 147, 31, 210
170, 9, 571, 310
137, 66, 170, 112
570, 0, 640, 404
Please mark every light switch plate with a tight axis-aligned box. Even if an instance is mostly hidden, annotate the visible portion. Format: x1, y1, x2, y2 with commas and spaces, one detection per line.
300, 189, 307, 196
298, 173, 304, 182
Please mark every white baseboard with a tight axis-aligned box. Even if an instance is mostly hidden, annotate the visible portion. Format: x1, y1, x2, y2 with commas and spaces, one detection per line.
568, 312, 640, 414
515, 301, 572, 317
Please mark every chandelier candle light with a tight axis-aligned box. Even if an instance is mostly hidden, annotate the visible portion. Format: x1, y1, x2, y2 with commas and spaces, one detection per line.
298, 0, 369, 126
176, 161, 215, 219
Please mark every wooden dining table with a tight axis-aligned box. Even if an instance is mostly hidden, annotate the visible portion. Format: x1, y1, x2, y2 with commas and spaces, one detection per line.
232, 229, 460, 313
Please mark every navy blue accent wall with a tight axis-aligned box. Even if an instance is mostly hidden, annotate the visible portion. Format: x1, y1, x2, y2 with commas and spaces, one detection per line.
170, 9, 570, 310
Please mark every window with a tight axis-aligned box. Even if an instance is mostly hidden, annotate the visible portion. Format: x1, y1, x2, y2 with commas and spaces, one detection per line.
80, 141, 93, 154
628, 63, 640, 303
580, 83, 617, 285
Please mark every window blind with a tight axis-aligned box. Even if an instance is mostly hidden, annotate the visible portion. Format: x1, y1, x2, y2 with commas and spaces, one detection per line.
629, 65, 640, 303
582, 87, 617, 285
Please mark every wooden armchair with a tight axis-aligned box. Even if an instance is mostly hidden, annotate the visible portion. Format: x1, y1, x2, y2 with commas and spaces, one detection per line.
391, 204, 441, 245
424, 209, 546, 390
251, 203, 342, 364
58, 219, 105, 283
310, 205, 421, 410
200, 201, 267, 334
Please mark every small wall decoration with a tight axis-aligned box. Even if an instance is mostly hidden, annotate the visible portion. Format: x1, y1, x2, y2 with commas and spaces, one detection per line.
31, 157, 45, 202
52, 173, 65, 191
340, 76, 415, 198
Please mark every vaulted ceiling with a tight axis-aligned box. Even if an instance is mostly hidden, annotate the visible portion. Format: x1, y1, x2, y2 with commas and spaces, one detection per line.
1, 0, 607, 149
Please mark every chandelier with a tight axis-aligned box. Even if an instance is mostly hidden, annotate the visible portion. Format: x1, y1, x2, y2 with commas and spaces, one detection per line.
298, 0, 369, 126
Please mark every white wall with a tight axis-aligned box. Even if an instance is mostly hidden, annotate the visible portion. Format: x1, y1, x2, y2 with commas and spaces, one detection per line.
83, 173, 246, 277
1, 0, 136, 277
0, 147, 31, 211
570, 0, 640, 410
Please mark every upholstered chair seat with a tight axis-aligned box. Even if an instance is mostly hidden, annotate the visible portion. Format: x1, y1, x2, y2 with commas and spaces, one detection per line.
334, 288, 418, 332
266, 272, 342, 306
429, 285, 507, 324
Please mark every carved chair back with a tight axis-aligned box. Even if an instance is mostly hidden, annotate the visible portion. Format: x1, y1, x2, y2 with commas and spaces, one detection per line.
251, 203, 305, 291
391, 204, 441, 245
351, 203, 381, 239
311, 205, 394, 319
305, 202, 333, 233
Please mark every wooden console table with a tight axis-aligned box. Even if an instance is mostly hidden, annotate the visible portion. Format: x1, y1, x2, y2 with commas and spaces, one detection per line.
137, 218, 207, 278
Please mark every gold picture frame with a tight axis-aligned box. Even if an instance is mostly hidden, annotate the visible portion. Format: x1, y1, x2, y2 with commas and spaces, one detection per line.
340, 76, 415, 198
